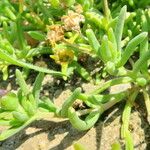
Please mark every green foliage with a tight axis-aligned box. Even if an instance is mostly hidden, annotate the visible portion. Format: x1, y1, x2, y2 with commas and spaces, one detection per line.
0, 0, 150, 149
0, 93, 19, 111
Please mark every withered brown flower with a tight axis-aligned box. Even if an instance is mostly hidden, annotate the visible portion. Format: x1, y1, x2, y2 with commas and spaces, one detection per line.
47, 25, 64, 46
61, 10, 84, 32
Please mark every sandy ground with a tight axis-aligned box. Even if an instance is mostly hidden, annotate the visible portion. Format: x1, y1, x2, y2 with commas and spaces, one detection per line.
0, 74, 150, 150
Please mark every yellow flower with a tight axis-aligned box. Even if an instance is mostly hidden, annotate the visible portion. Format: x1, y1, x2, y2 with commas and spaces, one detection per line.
51, 49, 74, 80
51, 49, 74, 65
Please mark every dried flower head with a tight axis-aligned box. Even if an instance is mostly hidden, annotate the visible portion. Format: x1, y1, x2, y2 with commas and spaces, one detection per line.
61, 10, 84, 32
74, 4, 83, 14
47, 25, 64, 46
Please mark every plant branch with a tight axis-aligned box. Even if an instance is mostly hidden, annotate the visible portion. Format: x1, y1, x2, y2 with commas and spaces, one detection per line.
143, 89, 150, 124
91, 77, 133, 94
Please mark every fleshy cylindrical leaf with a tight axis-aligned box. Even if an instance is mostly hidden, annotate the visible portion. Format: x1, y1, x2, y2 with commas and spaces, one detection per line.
0, 92, 19, 111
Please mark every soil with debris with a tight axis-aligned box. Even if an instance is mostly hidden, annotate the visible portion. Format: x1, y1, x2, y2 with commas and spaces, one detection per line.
0, 72, 150, 150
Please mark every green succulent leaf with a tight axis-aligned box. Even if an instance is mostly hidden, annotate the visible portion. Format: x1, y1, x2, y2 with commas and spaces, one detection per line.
16, 69, 29, 96
72, 61, 91, 81
60, 88, 81, 117
118, 32, 148, 67
28, 31, 46, 41
32, 72, 44, 100
115, 6, 127, 51
0, 92, 19, 111
133, 49, 150, 74
39, 97, 57, 113
0, 49, 64, 77
68, 107, 100, 131
12, 111, 29, 123
86, 29, 101, 54
100, 35, 112, 62
0, 119, 10, 126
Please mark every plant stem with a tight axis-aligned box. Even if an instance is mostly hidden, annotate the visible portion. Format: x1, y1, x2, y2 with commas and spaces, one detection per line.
76, 108, 96, 116
68, 89, 126, 131
0, 115, 37, 141
91, 77, 133, 94
60, 88, 81, 117
121, 90, 139, 150
143, 89, 150, 124
102, 97, 122, 111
